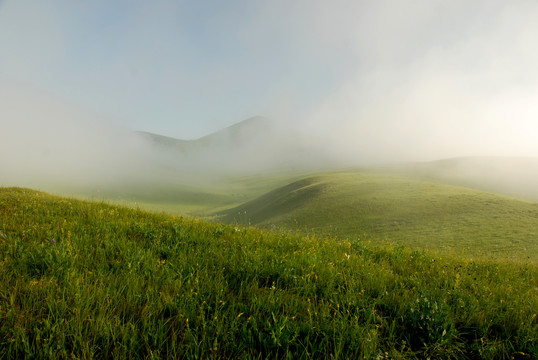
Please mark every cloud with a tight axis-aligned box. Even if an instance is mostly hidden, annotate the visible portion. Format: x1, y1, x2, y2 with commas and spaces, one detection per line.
285, 0, 538, 162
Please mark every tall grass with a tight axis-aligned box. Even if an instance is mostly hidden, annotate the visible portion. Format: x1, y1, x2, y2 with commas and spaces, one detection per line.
0, 187, 536, 359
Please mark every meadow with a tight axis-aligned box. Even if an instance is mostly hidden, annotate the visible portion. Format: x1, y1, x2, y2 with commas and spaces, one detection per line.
221, 171, 538, 264
0, 187, 536, 359
51, 171, 308, 217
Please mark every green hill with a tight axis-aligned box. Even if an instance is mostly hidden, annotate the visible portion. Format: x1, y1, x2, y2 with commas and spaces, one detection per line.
40, 169, 309, 217
0, 187, 536, 359
385, 156, 538, 202
220, 171, 538, 263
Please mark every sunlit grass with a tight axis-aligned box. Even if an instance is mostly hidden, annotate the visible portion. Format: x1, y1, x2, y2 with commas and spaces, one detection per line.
0, 187, 536, 359
221, 171, 538, 264
39, 171, 307, 217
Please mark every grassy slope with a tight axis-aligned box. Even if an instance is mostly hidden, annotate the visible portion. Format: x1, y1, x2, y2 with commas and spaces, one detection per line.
220, 171, 538, 263
384, 157, 538, 202
1, 187, 536, 359
40, 170, 307, 217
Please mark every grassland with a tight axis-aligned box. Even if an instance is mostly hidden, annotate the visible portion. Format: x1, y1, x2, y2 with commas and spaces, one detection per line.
37, 171, 308, 217
384, 157, 538, 202
221, 171, 538, 264
0, 187, 536, 359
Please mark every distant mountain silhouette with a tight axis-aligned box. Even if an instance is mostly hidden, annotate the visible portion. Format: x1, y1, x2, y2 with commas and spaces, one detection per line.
135, 117, 337, 174
135, 131, 191, 152
136, 116, 274, 153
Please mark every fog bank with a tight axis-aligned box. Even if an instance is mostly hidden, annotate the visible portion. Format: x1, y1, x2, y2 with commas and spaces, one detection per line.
0, 80, 155, 191
1, 1, 538, 194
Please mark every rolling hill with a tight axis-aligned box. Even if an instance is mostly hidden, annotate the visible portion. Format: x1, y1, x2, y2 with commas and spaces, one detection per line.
386, 156, 538, 202
220, 170, 538, 263
1, 187, 536, 358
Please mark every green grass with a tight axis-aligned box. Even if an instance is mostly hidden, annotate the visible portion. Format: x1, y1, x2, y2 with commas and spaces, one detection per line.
383, 157, 538, 202
0, 187, 536, 359
220, 171, 538, 263
36, 171, 307, 217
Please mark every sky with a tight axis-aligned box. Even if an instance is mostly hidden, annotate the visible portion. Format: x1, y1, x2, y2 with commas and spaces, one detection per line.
1, 0, 538, 166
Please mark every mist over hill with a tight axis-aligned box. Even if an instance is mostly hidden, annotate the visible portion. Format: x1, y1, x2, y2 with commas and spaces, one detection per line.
386, 156, 538, 202
2, 81, 537, 206
137, 116, 275, 154
0, 88, 337, 198
134, 116, 340, 176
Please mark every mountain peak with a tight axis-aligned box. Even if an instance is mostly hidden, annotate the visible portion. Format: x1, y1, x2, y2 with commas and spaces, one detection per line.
197, 116, 274, 144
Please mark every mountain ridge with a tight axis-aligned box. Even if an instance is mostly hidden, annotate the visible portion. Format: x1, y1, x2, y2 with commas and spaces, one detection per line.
135, 116, 339, 174
135, 116, 272, 150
